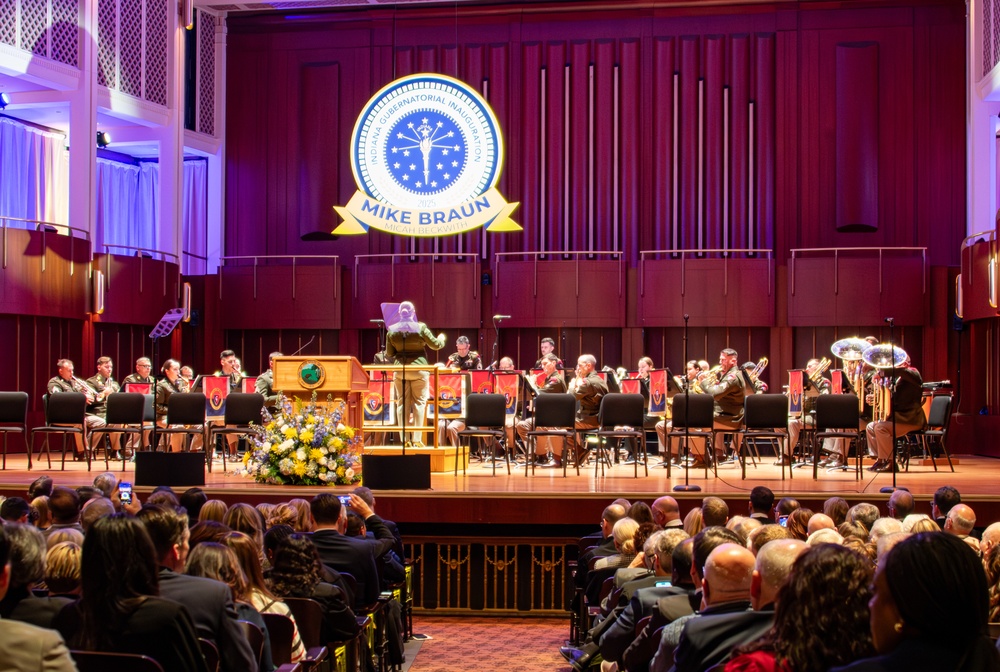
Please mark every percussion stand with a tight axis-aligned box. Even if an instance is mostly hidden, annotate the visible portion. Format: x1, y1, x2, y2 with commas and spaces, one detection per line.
675, 314, 701, 492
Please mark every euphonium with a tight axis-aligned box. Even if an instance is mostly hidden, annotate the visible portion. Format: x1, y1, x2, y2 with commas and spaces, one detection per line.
808, 357, 831, 385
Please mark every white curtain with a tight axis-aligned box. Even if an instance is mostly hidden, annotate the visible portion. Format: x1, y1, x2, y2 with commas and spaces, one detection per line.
96, 158, 144, 253
0, 117, 68, 228
181, 159, 208, 275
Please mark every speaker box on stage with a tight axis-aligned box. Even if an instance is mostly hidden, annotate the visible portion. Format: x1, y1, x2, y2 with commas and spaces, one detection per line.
134, 452, 206, 487
362, 455, 431, 490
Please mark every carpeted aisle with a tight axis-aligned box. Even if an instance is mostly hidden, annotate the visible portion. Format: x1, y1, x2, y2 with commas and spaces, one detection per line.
408, 615, 568, 672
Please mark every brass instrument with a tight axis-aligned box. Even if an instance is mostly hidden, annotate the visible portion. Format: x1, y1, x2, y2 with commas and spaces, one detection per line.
749, 357, 768, 382
807, 357, 831, 385
692, 365, 723, 392
862, 344, 909, 422
832, 337, 871, 412
71, 376, 97, 403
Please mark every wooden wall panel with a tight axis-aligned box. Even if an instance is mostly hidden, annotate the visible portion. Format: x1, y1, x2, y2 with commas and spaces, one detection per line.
835, 43, 879, 231
218, 266, 341, 330
94, 254, 179, 326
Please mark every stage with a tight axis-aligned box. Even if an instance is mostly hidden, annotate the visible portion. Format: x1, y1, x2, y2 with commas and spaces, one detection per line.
2, 450, 999, 530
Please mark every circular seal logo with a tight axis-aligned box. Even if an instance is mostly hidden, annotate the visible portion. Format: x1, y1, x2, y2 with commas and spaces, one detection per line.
298, 361, 326, 390
366, 392, 384, 415
352, 74, 502, 210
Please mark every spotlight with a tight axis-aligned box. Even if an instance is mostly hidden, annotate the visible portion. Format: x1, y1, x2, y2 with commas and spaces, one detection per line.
0, 92, 9, 110
96, 131, 111, 148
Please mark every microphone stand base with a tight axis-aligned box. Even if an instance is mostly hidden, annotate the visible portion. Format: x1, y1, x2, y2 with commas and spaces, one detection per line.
673, 484, 702, 492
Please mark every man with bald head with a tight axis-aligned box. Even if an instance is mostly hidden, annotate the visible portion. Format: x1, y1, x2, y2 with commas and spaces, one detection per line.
944, 503, 980, 554
651, 543, 756, 672
980, 522, 1000, 557
666, 540, 806, 672
652, 496, 683, 529
806, 513, 835, 535
887, 489, 914, 520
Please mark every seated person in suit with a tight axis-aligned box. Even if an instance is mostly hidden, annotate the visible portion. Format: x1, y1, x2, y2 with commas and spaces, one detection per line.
0, 522, 72, 628
0, 526, 77, 672
136, 503, 258, 672
53, 514, 209, 671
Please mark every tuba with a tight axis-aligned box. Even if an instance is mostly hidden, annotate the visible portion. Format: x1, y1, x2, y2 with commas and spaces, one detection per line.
831, 337, 872, 412
862, 344, 909, 422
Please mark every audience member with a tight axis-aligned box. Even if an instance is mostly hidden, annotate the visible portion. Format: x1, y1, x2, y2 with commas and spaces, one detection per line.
74, 486, 103, 506
45, 487, 83, 539
137, 503, 258, 672
886, 490, 914, 520
702, 497, 730, 527
868, 517, 903, 545
748, 487, 776, 525
944, 503, 980, 554
784, 508, 812, 542
267, 503, 299, 528
92, 471, 118, 498
44, 541, 81, 597
1, 522, 64, 627
146, 486, 179, 508
180, 487, 209, 525
80, 497, 115, 533
287, 498, 315, 533
832, 532, 1000, 671
981, 522, 1000, 558
189, 520, 232, 549
774, 497, 800, 522
846, 503, 880, 534
200, 499, 229, 522
595, 518, 641, 571
652, 496, 684, 529
806, 513, 835, 535
726, 543, 875, 671
45, 528, 83, 550
839, 521, 869, 542
727, 517, 762, 546
224, 503, 268, 553
806, 528, 844, 546
932, 485, 961, 528
30, 496, 51, 530
223, 531, 306, 663
0, 497, 31, 524
628, 501, 655, 526
0, 525, 76, 671
875, 532, 911, 570
268, 533, 358, 642
748, 524, 791, 556
53, 513, 209, 671
27, 475, 54, 500
683, 507, 704, 537
823, 496, 849, 526
263, 524, 295, 567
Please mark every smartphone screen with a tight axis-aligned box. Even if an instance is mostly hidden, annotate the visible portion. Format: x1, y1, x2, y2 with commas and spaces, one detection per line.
778, 515, 788, 527
119, 482, 133, 505
338, 495, 351, 506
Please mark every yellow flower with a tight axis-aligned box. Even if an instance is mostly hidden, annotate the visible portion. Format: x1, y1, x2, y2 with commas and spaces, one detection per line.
336, 466, 346, 477
269, 443, 280, 454
340, 427, 355, 439
331, 437, 343, 449
243, 451, 252, 465
266, 422, 276, 431
293, 460, 307, 476
299, 430, 314, 444
307, 415, 316, 424
283, 426, 297, 439
309, 448, 324, 462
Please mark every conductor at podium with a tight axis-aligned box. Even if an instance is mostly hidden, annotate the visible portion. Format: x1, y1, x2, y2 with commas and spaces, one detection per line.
383, 301, 446, 446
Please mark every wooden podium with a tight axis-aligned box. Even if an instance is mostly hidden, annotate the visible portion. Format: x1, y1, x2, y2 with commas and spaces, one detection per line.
272, 356, 368, 436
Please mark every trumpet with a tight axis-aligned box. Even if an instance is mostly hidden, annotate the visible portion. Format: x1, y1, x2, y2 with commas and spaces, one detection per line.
71, 376, 97, 403
693, 365, 723, 392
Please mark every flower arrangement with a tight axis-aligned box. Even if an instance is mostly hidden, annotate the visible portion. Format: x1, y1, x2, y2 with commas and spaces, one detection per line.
243, 393, 362, 486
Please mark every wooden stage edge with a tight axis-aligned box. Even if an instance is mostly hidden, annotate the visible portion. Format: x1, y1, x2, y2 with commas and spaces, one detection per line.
2, 451, 1000, 526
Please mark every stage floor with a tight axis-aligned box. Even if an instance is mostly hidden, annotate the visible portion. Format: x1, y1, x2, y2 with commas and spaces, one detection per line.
1, 451, 998, 527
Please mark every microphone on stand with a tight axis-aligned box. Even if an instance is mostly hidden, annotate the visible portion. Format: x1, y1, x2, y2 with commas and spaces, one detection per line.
884, 317, 894, 324
290, 336, 316, 357
493, 314, 511, 320
370, 319, 385, 324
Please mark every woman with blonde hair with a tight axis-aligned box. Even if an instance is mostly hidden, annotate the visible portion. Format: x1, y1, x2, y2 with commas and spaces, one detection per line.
198, 499, 228, 523
45, 541, 82, 597
30, 496, 51, 530
594, 517, 640, 571
288, 498, 314, 533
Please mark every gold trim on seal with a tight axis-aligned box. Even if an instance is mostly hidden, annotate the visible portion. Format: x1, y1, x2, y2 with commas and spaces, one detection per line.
297, 361, 326, 390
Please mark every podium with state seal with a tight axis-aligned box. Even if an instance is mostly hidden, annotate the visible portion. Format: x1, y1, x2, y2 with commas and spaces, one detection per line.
271, 356, 368, 434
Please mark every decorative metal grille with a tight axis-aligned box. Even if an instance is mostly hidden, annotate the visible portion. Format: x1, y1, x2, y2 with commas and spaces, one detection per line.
986, 0, 1000, 79
97, 0, 117, 88
119, 0, 142, 97
145, 0, 167, 105
197, 9, 215, 135
0, 0, 16, 46
406, 539, 572, 614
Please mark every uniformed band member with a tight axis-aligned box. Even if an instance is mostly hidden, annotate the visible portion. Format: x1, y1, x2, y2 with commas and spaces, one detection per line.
122, 357, 153, 385
255, 351, 283, 412
446, 336, 482, 370
562, 354, 608, 468
45, 359, 109, 460
534, 337, 564, 370
516, 353, 568, 467
385, 301, 446, 445
211, 349, 243, 458
86, 356, 122, 458
155, 358, 199, 452
865, 357, 926, 472
782, 358, 830, 466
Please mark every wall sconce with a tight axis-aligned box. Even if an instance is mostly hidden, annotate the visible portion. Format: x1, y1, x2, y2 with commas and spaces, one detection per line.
955, 274, 963, 319
0, 92, 9, 110
96, 131, 111, 148
182, 282, 192, 322
93, 270, 105, 315
180, 0, 194, 30
989, 257, 997, 309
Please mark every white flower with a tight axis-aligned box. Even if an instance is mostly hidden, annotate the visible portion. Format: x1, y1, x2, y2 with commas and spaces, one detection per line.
319, 472, 328, 481
345, 468, 354, 480
319, 457, 328, 467
279, 439, 294, 452
295, 449, 307, 462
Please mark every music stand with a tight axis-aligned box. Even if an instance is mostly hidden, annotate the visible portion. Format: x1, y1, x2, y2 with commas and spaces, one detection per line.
147, 309, 185, 452
674, 314, 701, 492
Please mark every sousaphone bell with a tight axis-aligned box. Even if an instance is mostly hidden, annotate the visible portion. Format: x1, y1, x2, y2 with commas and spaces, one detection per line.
830, 337, 871, 362
861, 343, 908, 369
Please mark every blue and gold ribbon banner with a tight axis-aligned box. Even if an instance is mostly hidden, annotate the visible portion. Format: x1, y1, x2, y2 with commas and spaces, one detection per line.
333, 188, 520, 237
788, 370, 804, 417
648, 369, 668, 416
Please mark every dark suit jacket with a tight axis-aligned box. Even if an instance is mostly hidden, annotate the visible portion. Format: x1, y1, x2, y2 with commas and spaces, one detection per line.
600, 584, 694, 663
7, 594, 73, 629
54, 596, 209, 671
158, 568, 258, 672
575, 536, 617, 588
310, 526, 382, 608
621, 590, 700, 672
669, 607, 774, 672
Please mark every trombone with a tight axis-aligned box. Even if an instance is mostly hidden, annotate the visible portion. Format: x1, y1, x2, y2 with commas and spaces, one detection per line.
748, 357, 768, 383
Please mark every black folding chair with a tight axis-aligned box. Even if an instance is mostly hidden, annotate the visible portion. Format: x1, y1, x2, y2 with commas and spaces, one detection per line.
524, 393, 577, 476
668, 394, 716, 478
207, 392, 264, 472
456, 394, 509, 476
813, 394, 861, 479
157, 393, 207, 456
585, 393, 648, 478
909, 394, 955, 472
89, 392, 146, 471
0, 391, 28, 470
31, 393, 88, 471
740, 394, 790, 480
